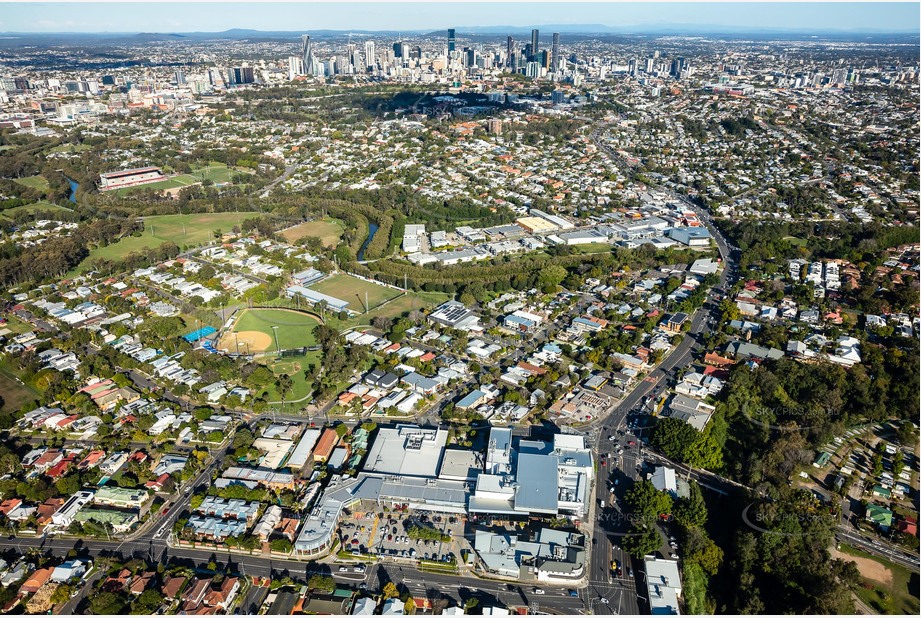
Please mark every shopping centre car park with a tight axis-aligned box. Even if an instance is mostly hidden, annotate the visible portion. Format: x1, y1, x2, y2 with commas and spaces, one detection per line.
340, 509, 465, 563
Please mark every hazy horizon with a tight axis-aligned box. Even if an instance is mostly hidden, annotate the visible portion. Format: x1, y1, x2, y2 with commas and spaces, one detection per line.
1, 2, 919, 34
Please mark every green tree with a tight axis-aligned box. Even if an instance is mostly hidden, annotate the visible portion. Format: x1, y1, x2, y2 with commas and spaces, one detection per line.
673, 484, 708, 528
684, 527, 723, 575
624, 480, 673, 520
892, 450, 904, 477
383, 582, 400, 599
270, 538, 293, 553
621, 524, 661, 557
871, 452, 883, 477
307, 574, 335, 594
90, 591, 128, 615
50, 584, 74, 605
132, 589, 165, 614
896, 422, 918, 447
537, 264, 568, 292
651, 417, 700, 461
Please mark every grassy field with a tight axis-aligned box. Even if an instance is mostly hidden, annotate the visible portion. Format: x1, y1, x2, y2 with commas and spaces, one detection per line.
0, 201, 74, 220
259, 288, 448, 330
839, 544, 920, 615
12, 175, 50, 192
230, 308, 320, 353
1, 315, 36, 335
279, 217, 345, 247
50, 143, 92, 154
569, 243, 615, 254
263, 352, 321, 402
77, 212, 256, 270
309, 274, 402, 312
0, 360, 41, 413
114, 163, 237, 195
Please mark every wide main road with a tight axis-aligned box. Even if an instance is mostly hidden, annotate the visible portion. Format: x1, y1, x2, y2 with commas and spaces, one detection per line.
0, 536, 587, 614
585, 122, 740, 614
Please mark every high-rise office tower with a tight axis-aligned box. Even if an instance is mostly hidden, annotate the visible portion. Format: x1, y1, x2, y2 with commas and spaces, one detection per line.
506, 36, 514, 67
301, 35, 320, 76
287, 56, 303, 79
411, 46, 422, 60
523, 43, 533, 60
393, 42, 402, 58
364, 41, 376, 69
448, 28, 456, 53
465, 48, 476, 67
174, 70, 186, 86
627, 59, 637, 76
232, 66, 254, 85
645, 57, 655, 73
551, 32, 560, 73
531, 29, 539, 57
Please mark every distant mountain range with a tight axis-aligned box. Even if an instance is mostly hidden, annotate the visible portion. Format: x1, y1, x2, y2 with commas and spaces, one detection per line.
0, 24, 916, 45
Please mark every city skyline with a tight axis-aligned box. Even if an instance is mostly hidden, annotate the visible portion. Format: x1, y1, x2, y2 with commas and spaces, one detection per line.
1, 2, 919, 34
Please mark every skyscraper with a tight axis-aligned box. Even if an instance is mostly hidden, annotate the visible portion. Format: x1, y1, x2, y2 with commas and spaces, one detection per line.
551, 32, 560, 73
530, 29, 539, 57
287, 56, 303, 80
364, 41, 376, 70
301, 35, 319, 77
448, 28, 456, 53
506, 36, 514, 68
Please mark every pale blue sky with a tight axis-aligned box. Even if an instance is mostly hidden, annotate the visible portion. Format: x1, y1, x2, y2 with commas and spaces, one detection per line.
1, 2, 918, 33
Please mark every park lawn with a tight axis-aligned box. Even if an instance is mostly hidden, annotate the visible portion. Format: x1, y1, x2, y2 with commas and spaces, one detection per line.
568, 243, 615, 254
839, 544, 920, 615
262, 352, 321, 403
233, 308, 320, 352
0, 201, 74, 220
195, 162, 238, 184
783, 236, 809, 247
50, 143, 92, 153
309, 274, 402, 312
330, 290, 450, 329
1, 315, 36, 335
12, 175, 50, 192
77, 212, 256, 270
279, 217, 345, 246
0, 360, 41, 412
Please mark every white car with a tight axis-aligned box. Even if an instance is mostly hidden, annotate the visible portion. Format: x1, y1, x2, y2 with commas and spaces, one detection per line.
533, 588, 545, 595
